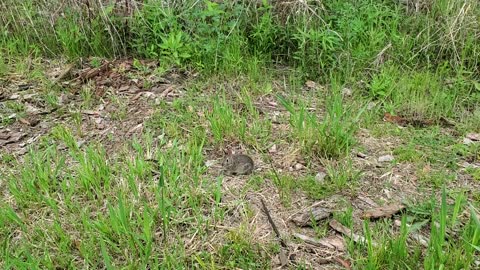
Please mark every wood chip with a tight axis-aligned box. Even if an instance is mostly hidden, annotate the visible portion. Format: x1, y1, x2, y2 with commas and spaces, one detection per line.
333, 257, 351, 269
81, 110, 102, 116
290, 207, 332, 227
362, 203, 405, 219
0, 132, 26, 146
160, 85, 175, 97
127, 123, 143, 135
293, 233, 345, 251
357, 195, 379, 208
78, 62, 110, 81
329, 219, 377, 247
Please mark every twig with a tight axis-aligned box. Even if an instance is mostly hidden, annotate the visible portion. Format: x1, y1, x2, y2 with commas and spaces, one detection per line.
260, 198, 287, 248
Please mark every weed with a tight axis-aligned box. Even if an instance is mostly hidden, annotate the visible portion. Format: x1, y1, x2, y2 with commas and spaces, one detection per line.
207, 95, 246, 144
279, 87, 359, 159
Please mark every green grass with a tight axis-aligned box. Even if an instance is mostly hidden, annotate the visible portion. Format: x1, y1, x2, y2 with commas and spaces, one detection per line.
1, 0, 480, 269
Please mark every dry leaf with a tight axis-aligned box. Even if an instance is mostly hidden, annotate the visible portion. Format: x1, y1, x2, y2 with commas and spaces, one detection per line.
362, 203, 405, 219
334, 257, 351, 270
383, 112, 407, 126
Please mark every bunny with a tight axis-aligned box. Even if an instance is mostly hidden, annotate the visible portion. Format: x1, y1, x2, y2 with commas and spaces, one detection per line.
222, 154, 254, 175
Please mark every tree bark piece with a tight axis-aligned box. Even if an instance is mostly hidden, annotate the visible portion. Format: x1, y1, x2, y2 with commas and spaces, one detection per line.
362, 203, 405, 219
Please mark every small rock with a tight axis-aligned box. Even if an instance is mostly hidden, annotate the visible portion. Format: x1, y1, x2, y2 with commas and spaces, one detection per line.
205, 160, 216, 167
305, 80, 316, 89
367, 102, 376, 110
9, 94, 20, 100
466, 133, 480, 141
378, 155, 394, 162
315, 172, 327, 183
25, 104, 41, 114
23, 93, 38, 100
342, 87, 352, 97
357, 152, 367, 158
295, 163, 304, 170
269, 144, 277, 154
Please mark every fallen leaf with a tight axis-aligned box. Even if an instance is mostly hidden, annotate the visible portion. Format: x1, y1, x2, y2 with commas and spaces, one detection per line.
383, 112, 407, 126
333, 257, 351, 270
362, 203, 405, 219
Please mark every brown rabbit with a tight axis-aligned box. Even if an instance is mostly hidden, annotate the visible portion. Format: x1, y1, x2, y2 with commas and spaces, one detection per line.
222, 154, 254, 175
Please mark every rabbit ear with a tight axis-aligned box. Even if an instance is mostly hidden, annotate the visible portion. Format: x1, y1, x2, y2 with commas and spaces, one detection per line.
224, 149, 233, 155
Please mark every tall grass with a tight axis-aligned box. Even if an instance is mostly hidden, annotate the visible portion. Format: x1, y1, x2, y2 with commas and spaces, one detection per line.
1, 0, 478, 82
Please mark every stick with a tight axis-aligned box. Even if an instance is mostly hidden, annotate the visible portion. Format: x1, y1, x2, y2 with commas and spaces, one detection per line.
260, 198, 287, 248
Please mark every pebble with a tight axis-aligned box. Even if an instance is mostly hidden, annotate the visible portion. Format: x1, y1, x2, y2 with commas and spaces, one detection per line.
378, 155, 394, 162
